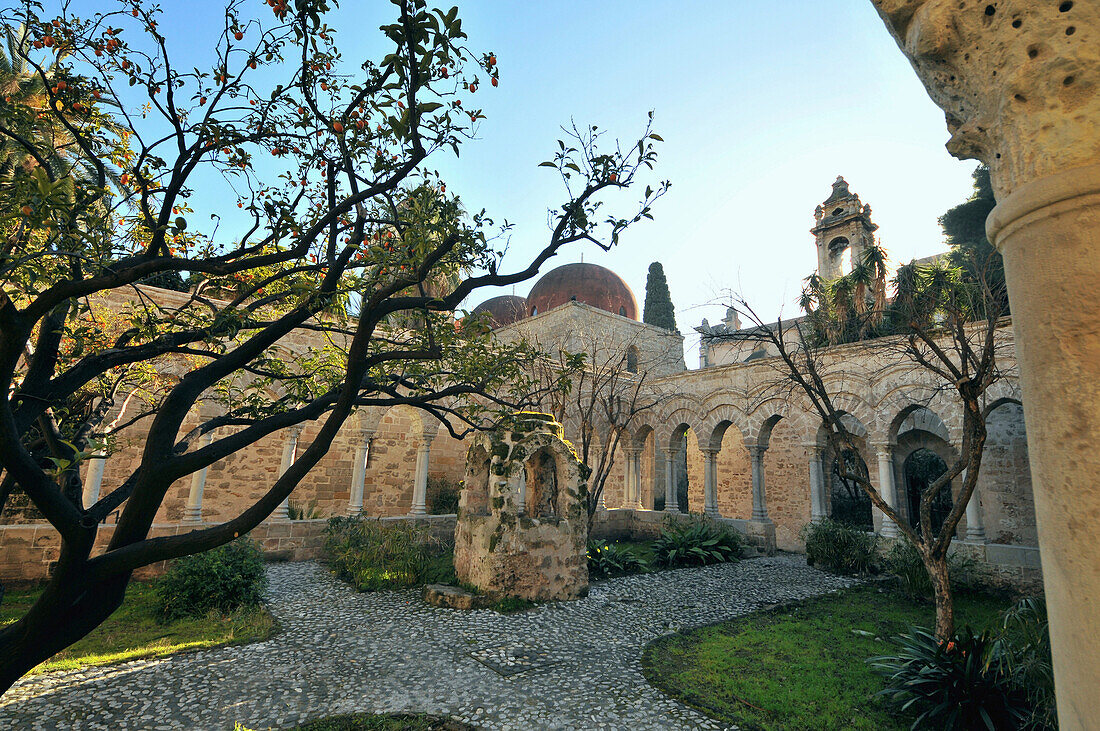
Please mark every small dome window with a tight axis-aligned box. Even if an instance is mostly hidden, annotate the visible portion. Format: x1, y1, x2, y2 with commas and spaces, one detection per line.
531, 306, 538, 316
832, 207, 844, 216
570, 295, 577, 301
619, 306, 626, 316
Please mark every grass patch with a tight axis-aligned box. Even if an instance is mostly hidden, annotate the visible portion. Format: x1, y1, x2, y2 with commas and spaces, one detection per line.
642, 584, 1011, 731
0, 581, 275, 675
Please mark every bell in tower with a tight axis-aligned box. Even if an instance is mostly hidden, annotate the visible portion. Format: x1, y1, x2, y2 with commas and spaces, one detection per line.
810, 176, 879, 280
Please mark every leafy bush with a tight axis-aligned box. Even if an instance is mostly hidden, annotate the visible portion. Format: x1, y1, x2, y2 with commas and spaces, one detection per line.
993, 598, 1056, 730
802, 518, 877, 575
652, 517, 743, 568
587, 541, 651, 578
426, 476, 461, 515
871, 627, 1031, 730
881, 539, 983, 600
287, 500, 324, 520
156, 538, 267, 620
324, 516, 454, 591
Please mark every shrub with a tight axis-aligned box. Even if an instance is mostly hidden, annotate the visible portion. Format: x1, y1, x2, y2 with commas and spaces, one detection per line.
587, 541, 651, 578
652, 516, 743, 568
287, 500, 324, 520
994, 597, 1056, 730
324, 516, 454, 591
156, 538, 267, 620
426, 476, 461, 515
871, 627, 1031, 730
881, 539, 983, 600
802, 518, 877, 575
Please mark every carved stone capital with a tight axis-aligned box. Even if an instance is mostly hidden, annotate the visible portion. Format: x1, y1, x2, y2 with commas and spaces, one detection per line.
871, 0, 1100, 196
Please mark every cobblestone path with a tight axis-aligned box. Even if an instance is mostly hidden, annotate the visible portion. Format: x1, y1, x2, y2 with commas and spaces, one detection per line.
1, 556, 854, 730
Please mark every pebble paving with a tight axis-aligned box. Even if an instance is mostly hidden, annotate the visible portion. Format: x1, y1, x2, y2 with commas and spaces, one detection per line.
0, 555, 854, 730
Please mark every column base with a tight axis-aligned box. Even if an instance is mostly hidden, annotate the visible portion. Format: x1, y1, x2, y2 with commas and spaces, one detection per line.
182, 507, 202, 523
704, 506, 720, 517
965, 528, 987, 543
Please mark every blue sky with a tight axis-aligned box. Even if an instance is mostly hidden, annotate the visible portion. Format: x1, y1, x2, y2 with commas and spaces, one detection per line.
144, 0, 978, 364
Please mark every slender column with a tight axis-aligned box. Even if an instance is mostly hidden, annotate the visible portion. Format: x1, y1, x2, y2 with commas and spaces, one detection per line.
874, 444, 898, 538
347, 429, 374, 516
806, 444, 827, 522
630, 449, 644, 509
183, 432, 216, 523
748, 445, 770, 521
702, 448, 719, 516
518, 466, 527, 515
273, 426, 302, 520
409, 433, 432, 516
593, 447, 607, 511
664, 448, 679, 513
82, 453, 107, 510
965, 481, 986, 543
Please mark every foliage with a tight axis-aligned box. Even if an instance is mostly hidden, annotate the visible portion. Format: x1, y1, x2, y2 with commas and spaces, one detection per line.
642, 583, 1010, 731
155, 538, 267, 621
426, 475, 460, 515
992, 598, 1056, 730
642, 261, 677, 332
0, 0, 665, 685
0, 579, 273, 675
652, 516, 743, 568
802, 518, 878, 575
870, 627, 1030, 730
324, 516, 453, 591
287, 500, 324, 520
881, 539, 982, 601
586, 540, 651, 578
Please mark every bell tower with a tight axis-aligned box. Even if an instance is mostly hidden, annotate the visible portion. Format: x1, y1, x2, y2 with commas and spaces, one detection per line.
810, 176, 878, 279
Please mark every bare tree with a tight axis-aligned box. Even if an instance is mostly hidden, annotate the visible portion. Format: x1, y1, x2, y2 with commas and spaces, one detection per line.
727, 248, 1010, 638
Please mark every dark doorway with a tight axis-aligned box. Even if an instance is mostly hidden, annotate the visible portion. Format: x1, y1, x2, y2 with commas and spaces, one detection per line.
829, 448, 872, 529
903, 448, 952, 535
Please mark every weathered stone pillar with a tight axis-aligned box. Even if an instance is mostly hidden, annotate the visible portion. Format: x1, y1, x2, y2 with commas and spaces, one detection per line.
183, 432, 216, 524
630, 448, 645, 509
409, 433, 433, 516
748, 445, 770, 522
82, 453, 107, 511
965, 480, 986, 543
806, 443, 827, 522
869, 4, 1100, 721
273, 426, 302, 521
592, 446, 607, 511
873, 443, 899, 538
347, 428, 374, 517
663, 448, 679, 513
702, 448, 720, 517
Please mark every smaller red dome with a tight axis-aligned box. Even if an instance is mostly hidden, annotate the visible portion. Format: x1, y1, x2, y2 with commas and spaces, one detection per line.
471, 295, 528, 328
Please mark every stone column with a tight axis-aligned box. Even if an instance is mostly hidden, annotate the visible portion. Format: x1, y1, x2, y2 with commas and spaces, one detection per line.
664, 448, 679, 513
82, 453, 107, 510
873, 443, 898, 538
702, 448, 720, 517
593, 447, 607, 511
183, 432, 216, 524
347, 429, 374, 517
631, 449, 645, 509
868, 7, 1100, 718
409, 433, 433, 516
806, 444, 827, 522
272, 426, 302, 521
965, 482, 986, 543
748, 445, 770, 522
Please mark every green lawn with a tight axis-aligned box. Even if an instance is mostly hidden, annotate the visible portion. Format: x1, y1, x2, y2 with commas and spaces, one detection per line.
642, 584, 1012, 731
0, 581, 276, 675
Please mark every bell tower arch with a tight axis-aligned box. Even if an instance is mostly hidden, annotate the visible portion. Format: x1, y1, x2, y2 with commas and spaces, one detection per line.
811, 176, 879, 279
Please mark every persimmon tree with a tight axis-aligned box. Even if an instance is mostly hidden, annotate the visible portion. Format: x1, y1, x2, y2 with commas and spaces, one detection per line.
0, 0, 667, 689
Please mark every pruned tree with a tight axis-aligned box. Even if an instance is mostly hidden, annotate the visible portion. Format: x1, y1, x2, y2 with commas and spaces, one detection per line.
728, 241, 1010, 639
642, 260, 676, 332
0, 0, 667, 690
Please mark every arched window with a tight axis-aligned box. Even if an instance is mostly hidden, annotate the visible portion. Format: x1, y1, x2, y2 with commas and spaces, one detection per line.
525, 448, 559, 518
903, 448, 952, 535
829, 448, 872, 529
531, 306, 538, 316
625, 346, 639, 373
618, 306, 627, 316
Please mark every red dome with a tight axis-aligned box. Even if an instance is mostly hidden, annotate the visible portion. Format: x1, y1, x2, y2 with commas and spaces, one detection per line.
526, 263, 638, 320
471, 295, 528, 328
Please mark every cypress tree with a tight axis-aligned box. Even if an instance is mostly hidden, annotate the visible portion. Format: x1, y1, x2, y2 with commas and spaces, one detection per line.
643, 261, 678, 332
